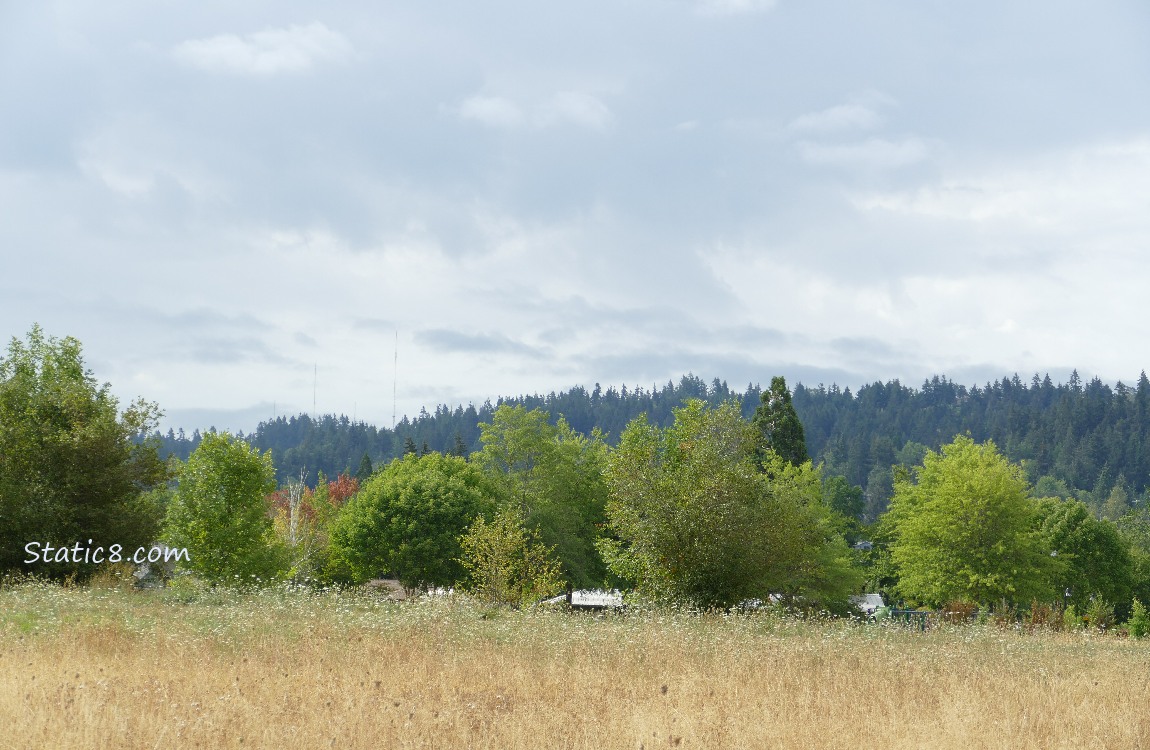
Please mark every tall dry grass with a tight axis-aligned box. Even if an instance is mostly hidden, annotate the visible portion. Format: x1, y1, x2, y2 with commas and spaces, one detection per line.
2, 580, 1149, 749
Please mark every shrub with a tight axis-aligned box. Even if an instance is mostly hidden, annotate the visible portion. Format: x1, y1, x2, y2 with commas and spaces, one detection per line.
941, 599, 978, 625
1084, 595, 1115, 632
1025, 600, 1061, 632
458, 506, 563, 608
1062, 604, 1084, 631
1125, 598, 1150, 639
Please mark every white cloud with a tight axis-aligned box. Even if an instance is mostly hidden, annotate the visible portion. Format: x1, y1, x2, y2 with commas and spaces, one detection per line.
854, 138, 1150, 236
455, 91, 613, 131
696, 0, 778, 16
74, 118, 224, 200
797, 137, 930, 168
538, 91, 614, 130
789, 104, 882, 132
172, 22, 352, 75
458, 96, 525, 128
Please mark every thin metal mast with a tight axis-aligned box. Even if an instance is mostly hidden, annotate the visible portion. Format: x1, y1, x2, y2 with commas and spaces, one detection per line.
392, 330, 398, 430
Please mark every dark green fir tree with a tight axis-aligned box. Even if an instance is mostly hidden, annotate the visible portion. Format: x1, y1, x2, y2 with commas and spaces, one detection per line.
753, 376, 810, 467
355, 452, 374, 484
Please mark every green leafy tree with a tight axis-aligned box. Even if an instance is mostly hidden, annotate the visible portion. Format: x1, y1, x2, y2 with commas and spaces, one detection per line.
824, 475, 865, 522
0, 325, 166, 578
1116, 507, 1150, 610
1034, 496, 1133, 614
163, 432, 282, 584
752, 376, 809, 467
474, 405, 611, 588
601, 400, 858, 609
458, 506, 563, 607
328, 452, 496, 590
885, 436, 1056, 607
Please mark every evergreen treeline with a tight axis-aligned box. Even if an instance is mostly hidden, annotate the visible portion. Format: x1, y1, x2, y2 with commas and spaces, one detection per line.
798, 371, 1150, 519
151, 375, 763, 483
151, 371, 1150, 520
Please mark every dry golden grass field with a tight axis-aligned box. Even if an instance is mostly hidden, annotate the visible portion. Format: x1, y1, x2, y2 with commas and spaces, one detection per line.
2, 579, 1149, 750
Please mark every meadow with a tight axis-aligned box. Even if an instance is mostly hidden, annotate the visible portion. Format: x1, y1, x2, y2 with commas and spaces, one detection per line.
2, 578, 1149, 749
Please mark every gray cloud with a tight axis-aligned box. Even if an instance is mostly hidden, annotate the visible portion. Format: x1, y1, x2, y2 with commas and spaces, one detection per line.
415, 329, 550, 359
161, 403, 278, 434
3, 0, 1148, 432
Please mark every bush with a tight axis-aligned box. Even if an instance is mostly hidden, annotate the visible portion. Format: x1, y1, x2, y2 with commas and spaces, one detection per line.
1062, 604, 1084, 631
941, 599, 978, 625
1125, 598, 1150, 639
1084, 595, 1115, 632
1025, 600, 1061, 632
458, 506, 563, 608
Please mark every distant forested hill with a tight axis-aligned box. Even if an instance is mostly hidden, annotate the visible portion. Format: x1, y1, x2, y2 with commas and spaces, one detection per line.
795, 371, 1150, 519
150, 370, 1150, 520
151, 375, 760, 481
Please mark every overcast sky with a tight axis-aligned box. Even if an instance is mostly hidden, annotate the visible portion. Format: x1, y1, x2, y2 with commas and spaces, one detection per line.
3, 1, 1149, 432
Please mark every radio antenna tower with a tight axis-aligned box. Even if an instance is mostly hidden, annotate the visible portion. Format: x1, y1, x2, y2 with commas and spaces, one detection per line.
313, 363, 317, 423
392, 330, 398, 430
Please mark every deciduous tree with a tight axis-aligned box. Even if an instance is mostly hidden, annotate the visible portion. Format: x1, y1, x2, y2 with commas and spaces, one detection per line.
328, 453, 495, 590
0, 325, 166, 578
164, 432, 282, 584
458, 506, 562, 607
601, 400, 857, 609
474, 405, 611, 588
1034, 496, 1132, 614
885, 436, 1056, 607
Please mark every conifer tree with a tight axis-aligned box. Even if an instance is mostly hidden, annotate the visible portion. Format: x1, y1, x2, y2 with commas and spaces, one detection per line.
752, 376, 810, 467
355, 452, 373, 484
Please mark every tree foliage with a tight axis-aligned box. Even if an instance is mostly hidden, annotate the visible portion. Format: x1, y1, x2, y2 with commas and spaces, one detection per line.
601, 400, 857, 609
268, 471, 357, 581
152, 370, 1150, 518
0, 325, 166, 578
163, 432, 282, 584
1033, 496, 1133, 613
1116, 507, 1150, 610
473, 405, 611, 588
458, 505, 563, 607
328, 453, 496, 590
885, 436, 1056, 607
753, 376, 809, 467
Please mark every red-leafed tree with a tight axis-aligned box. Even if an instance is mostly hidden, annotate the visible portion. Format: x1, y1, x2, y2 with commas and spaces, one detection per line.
327, 473, 359, 506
